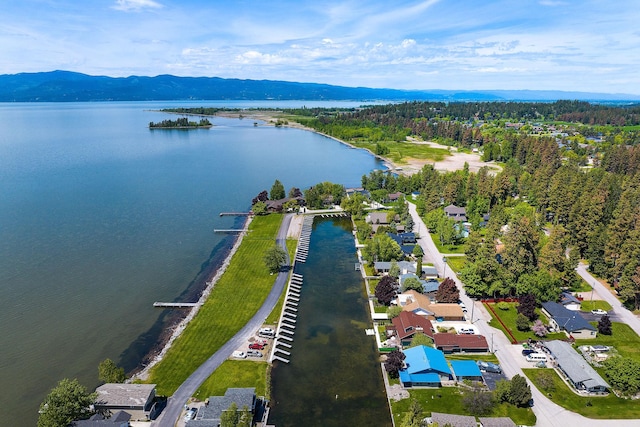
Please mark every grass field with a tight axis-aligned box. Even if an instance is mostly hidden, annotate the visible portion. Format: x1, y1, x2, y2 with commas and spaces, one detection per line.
575, 322, 640, 362
485, 302, 566, 342
147, 214, 283, 396
391, 387, 535, 426
580, 300, 613, 312
431, 233, 467, 254
446, 256, 467, 274
193, 360, 268, 401
348, 140, 451, 165
524, 368, 640, 419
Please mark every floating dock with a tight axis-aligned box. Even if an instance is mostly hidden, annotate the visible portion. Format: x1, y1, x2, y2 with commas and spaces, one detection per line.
153, 302, 199, 308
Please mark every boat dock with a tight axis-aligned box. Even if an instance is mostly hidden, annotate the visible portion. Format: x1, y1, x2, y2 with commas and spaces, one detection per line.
153, 302, 199, 308
219, 212, 252, 216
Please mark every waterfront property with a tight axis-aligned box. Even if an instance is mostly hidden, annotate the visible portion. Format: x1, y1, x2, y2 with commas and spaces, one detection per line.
428, 412, 476, 427
544, 340, 609, 393
390, 310, 435, 346
433, 333, 489, 354
94, 383, 158, 421
393, 290, 465, 321
187, 388, 257, 427
399, 345, 452, 387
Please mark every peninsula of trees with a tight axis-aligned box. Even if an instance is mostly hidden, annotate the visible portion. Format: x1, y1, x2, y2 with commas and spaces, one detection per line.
148, 117, 212, 129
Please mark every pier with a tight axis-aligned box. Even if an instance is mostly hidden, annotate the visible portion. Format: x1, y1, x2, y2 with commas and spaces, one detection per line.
153, 302, 199, 308
213, 229, 247, 233
219, 212, 252, 216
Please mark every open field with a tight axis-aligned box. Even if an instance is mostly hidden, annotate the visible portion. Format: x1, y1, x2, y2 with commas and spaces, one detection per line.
146, 214, 283, 395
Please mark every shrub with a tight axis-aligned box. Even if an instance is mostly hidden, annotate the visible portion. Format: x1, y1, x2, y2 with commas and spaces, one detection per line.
496, 301, 510, 310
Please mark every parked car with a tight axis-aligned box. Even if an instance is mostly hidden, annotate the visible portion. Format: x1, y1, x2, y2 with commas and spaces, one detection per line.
232, 351, 247, 359
591, 309, 607, 315
184, 408, 197, 421
477, 360, 502, 374
522, 348, 537, 356
249, 342, 265, 350
258, 327, 275, 338
459, 327, 474, 334
247, 350, 263, 358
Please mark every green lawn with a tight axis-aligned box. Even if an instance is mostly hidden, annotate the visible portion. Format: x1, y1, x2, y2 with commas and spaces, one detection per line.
446, 256, 467, 274
391, 387, 535, 426
193, 360, 268, 402
446, 353, 499, 363
147, 214, 284, 396
580, 300, 613, 312
575, 322, 640, 362
431, 233, 467, 254
524, 368, 640, 419
485, 302, 566, 343
348, 140, 451, 165
265, 239, 298, 325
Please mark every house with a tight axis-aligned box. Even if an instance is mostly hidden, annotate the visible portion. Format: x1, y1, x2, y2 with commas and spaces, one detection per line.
72, 411, 130, 427
427, 412, 476, 427
444, 204, 467, 222
559, 291, 582, 311
374, 261, 438, 278
544, 340, 609, 393
541, 301, 596, 338
478, 416, 517, 427
366, 212, 391, 232
188, 388, 257, 427
450, 360, 483, 382
433, 333, 489, 353
393, 290, 465, 321
399, 345, 452, 387
264, 196, 303, 212
94, 383, 158, 421
391, 311, 435, 346
387, 233, 416, 256
387, 191, 404, 202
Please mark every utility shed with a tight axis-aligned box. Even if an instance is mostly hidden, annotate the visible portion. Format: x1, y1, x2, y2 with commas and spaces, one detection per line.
545, 340, 609, 393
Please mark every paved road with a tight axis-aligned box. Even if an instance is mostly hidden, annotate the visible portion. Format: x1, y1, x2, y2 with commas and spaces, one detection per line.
153, 214, 293, 427
407, 202, 640, 426
576, 262, 640, 336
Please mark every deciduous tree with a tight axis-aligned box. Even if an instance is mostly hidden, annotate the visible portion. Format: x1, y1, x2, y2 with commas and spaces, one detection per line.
263, 244, 287, 274
38, 378, 97, 427
435, 278, 459, 303
517, 293, 537, 321
598, 314, 612, 335
98, 359, 125, 384
375, 276, 398, 306
384, 349, 406, 379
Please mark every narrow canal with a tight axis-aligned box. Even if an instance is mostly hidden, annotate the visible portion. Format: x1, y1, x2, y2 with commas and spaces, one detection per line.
268, 216, 392, 427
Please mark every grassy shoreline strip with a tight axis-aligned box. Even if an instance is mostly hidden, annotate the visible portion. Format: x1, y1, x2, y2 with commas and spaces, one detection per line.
147, 214, 284, 395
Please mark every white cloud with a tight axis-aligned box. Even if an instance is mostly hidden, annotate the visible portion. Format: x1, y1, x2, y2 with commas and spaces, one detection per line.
112, 0, 162, 12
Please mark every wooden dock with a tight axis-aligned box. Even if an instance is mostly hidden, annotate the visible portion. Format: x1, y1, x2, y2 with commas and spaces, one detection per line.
153, 302, 199, 308
219, 212, 252, 216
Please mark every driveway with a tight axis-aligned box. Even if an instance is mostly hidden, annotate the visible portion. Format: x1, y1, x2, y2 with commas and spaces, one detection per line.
153, 214, 293, 426
576, 262, 640, 336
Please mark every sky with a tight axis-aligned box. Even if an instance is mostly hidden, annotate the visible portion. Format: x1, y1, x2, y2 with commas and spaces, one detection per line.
1, 0, 639, 94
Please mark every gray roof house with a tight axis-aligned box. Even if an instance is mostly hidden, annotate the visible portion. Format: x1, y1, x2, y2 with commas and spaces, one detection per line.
72, 411, 130, 427
544, 340, 609, 393
187, 388, 256, 427
428, 412, 476, 427
374, 261, 438, 278
94, 383, 157, 421
444, 204, 467, 222
559, 291, 582, 311
541, 301, 596, 338
478, 416, 517, 427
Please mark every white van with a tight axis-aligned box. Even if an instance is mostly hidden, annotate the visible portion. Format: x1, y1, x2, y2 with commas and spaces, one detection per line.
526, 353, 547, 362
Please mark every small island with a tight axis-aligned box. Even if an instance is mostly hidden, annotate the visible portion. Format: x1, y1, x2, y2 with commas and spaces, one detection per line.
149, 117, 213, 129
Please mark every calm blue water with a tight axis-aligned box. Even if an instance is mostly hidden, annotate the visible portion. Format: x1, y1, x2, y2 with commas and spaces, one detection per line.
0, 101, 383, 424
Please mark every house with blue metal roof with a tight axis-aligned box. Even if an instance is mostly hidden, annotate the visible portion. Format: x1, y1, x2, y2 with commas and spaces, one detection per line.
541, 301, 597, 338
399, 345, 452, 387
450, 360, 483, 382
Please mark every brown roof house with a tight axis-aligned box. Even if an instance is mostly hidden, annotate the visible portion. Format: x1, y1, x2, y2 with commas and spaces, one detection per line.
434, 333, 489, 354
94, 383, 158, 421
393, 290, 464, 321
391, 311, 435, 347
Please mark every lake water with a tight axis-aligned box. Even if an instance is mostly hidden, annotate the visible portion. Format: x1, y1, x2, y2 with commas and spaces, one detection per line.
268, 217, 392, 427
0, 101, 384, 424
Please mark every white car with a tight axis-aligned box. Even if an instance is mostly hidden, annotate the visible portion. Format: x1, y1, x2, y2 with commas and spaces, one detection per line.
591, 309, 607, 315
232, 351, 247, 359
247, 350, 263, 358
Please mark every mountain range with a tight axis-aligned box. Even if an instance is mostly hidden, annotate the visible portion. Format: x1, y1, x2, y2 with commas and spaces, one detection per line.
0, 70, 638, 102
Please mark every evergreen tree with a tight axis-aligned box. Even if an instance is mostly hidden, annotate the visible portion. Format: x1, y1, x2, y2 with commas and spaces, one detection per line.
598, 314, 612, 335
270, 179, 286, 200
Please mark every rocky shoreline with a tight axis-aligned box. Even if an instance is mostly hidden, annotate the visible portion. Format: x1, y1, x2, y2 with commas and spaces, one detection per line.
130, 216, 252, 382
